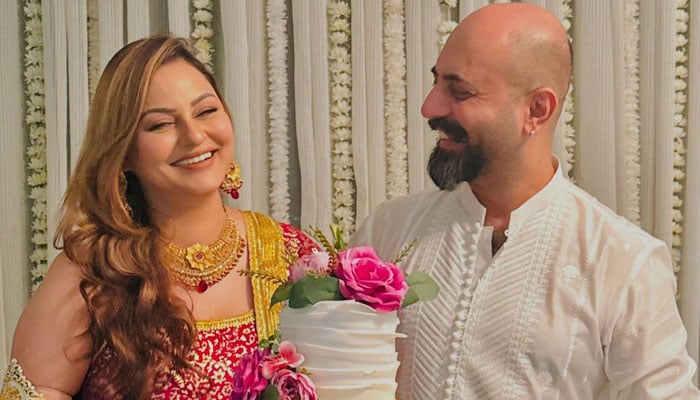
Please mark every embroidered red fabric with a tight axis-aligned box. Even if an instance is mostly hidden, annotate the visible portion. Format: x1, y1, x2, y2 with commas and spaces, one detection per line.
76, 223, 317, 399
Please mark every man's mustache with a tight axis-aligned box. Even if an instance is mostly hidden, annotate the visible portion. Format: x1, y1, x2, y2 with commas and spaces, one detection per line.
428, 118, 468, 143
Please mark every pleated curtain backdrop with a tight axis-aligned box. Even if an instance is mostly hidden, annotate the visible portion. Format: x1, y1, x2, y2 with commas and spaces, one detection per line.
0, 0, 697, 384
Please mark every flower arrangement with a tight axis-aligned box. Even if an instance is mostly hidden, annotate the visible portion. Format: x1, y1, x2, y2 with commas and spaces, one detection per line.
231, 332, 317, 400
271, 224, 439, 313
233, 225, 438, 398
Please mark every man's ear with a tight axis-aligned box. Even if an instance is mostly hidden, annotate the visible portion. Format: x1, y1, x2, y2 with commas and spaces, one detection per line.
525, 87, 557, 135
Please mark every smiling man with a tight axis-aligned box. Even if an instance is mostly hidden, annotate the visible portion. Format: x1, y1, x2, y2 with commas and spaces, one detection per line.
351, 3, 699, 399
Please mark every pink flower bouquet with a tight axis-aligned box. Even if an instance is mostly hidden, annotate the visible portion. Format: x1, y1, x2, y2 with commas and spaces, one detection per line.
271, 224, 439, 313
231, 333, 317, 400
234, 225, 438, 399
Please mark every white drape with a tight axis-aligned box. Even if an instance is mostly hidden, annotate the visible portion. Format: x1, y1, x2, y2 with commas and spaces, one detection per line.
1, 0, 698, 384
680, 0, 700, 385
218, 1, 270, 213
0, 0, 30, 375
405, 1, 441, 196
292, 0, 333, 229
352, 0, 386, 220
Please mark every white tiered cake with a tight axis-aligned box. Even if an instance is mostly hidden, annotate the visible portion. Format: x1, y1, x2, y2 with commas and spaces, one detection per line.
278, 300, 404, 400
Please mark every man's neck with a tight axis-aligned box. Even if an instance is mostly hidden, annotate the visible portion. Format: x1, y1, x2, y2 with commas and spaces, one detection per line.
470, 155, 556, 234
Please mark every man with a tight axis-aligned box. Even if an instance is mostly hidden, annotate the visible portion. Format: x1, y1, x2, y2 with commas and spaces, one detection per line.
351, 3, 700, 399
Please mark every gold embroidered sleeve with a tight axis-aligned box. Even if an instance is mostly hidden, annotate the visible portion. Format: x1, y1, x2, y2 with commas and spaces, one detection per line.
242, 211, 288, 340
1, 359, 45, 400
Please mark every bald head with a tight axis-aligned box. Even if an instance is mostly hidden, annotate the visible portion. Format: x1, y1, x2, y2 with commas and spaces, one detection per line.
448, 3, 572, 111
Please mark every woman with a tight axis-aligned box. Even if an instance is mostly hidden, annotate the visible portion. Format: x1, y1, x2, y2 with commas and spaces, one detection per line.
1, 34, 316, 399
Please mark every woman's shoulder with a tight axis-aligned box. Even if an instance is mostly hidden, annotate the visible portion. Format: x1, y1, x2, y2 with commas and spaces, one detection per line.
238, 210, 318, 257
279, 222, 318, 257
10, 252, 91, 397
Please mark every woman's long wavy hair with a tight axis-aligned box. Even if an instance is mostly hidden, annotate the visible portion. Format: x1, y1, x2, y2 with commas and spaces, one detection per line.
55, 34, 232, 399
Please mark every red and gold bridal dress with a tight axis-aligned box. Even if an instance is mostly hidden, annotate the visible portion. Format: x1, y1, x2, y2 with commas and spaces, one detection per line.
1, 211, 317, 400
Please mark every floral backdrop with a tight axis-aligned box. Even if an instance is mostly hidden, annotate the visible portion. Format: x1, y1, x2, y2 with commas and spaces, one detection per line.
0, 0, 698, 382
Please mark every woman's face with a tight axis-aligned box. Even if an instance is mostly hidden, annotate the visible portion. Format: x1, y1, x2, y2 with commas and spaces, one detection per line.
126, 58, 234, 208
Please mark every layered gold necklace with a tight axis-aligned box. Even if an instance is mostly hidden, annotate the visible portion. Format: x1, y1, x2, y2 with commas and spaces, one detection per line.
162, 210, 246, 293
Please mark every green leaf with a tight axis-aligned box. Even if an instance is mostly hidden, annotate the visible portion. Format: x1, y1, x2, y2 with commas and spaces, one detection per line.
258, 331, 281, 349
402, 288, 420, 307
329, 223, 347, 251
303, 276, 344, 304
270, 281, 293, 307
402, 271, 440, 307
288, 278, 314, 308
261, 384, 280, 400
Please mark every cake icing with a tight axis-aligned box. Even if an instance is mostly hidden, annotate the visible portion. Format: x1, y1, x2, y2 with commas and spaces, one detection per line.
278, 300, 404, 400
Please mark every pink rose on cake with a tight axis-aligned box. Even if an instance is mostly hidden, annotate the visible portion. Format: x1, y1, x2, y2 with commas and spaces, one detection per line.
271, 224, 438, 313
335, 246, 408, 312
289, 252, 331, 281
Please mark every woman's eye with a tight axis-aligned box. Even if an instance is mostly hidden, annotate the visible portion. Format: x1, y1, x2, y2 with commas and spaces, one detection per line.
145, 121, 172, 132
198, 107, 217, 117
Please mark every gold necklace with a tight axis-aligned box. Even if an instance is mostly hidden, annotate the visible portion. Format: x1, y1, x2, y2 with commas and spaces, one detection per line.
162, 212, 246, 293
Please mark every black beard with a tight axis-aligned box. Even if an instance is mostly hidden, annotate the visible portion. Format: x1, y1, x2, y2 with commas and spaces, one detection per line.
427, 118, 485, 190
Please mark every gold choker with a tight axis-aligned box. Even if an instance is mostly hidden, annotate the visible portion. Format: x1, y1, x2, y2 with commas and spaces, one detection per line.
162, 215, 246, 293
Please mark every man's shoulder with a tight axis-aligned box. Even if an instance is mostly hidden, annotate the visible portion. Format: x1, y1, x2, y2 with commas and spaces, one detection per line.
373, 187, 443, 215
563, 181, 664, 249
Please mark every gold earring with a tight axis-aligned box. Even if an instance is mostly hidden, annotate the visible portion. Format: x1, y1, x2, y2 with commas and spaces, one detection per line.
220, 162, 243, 199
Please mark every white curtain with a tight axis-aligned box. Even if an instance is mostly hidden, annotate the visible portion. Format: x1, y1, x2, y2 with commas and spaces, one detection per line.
680, 0, 700, 380
1, 0, 698, 384
0, 0, 31, 374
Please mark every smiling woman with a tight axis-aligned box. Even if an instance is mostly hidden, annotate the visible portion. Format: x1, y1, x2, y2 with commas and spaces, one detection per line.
0, 34, 318, 400
127, 59, 235, 205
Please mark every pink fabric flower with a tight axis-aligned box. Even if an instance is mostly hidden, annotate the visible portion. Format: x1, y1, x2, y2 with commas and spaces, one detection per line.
289, 251, 331, 281
335, 246, 409, 312
261, 341, 305, 379
271, 369, 318, 400
231, 348, 270, 400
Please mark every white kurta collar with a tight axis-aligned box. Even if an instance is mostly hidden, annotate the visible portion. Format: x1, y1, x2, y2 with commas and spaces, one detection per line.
508, 156, 564, 236
448, 156, 563, 234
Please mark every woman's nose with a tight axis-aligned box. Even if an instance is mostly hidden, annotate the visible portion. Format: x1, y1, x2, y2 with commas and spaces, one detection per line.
178, 119, 206, 145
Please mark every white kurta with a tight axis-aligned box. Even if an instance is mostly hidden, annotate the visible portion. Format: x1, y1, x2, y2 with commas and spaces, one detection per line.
351, 163, 699, 400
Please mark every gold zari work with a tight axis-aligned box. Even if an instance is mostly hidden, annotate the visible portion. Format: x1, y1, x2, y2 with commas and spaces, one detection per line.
1, 359, 44, 400
196, 309, 255, 331
163, 215, 245, 292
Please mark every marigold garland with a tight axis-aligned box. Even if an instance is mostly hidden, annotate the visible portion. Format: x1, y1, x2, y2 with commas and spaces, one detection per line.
671, 0, 689, 282
191, 0, 214, 72
622, 0, 642, 225
328, 0, 355, 241
86, 0, 100, 101
266, 0, 292, 222
560, 0, 576, 178
438, 0, 457, 50
23, 0, 48, 293
384, 0, 408, 200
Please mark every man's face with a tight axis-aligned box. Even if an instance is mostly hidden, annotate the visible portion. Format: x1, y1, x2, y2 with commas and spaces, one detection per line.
421, 29, 522, 190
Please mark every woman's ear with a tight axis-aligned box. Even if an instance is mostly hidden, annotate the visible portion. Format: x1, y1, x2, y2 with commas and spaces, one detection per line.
525, 87, 558, 135
122, 153, 132, 172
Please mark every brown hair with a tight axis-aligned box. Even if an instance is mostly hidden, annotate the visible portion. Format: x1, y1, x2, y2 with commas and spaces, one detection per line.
55, 33, 230, 398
